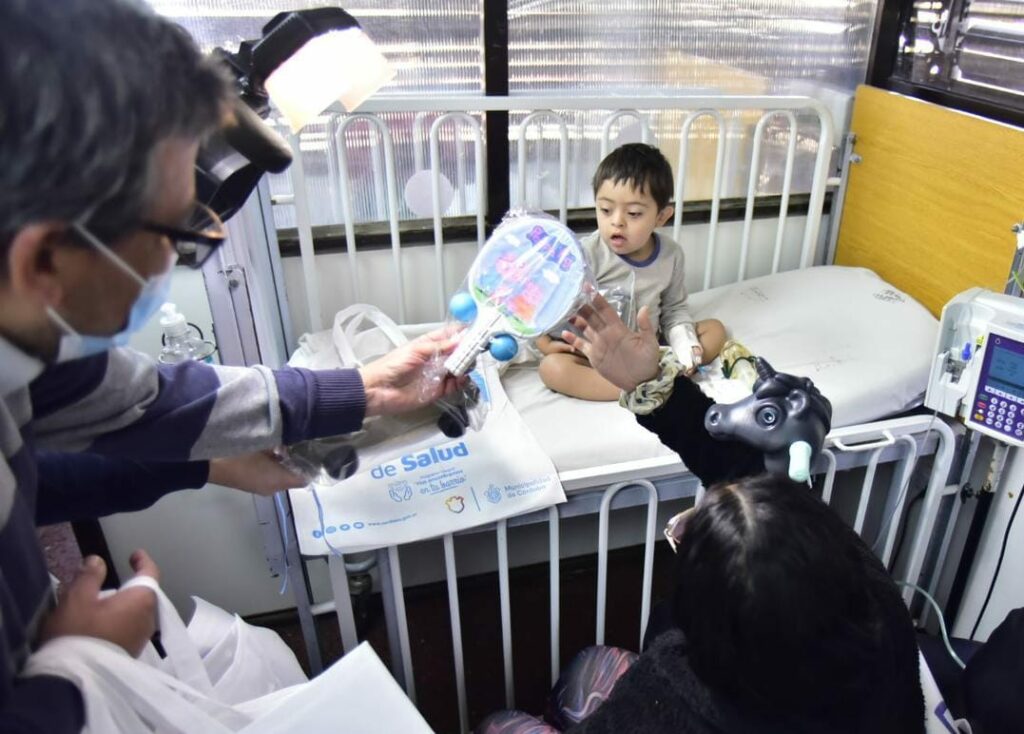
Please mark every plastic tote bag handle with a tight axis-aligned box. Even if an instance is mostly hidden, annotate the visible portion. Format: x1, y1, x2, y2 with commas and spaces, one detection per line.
110, 574, 216, 695
26, 575, 248, 734
25, 576, 435, 734
332, 304, 407, 367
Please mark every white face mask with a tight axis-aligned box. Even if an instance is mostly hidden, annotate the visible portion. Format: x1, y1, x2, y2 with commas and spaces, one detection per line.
47, 223, 177, 363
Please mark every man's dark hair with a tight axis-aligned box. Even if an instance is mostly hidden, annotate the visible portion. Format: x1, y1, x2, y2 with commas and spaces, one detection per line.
591, 143, 674, 210
0, 0, 232, 262
672, 475, 923, 732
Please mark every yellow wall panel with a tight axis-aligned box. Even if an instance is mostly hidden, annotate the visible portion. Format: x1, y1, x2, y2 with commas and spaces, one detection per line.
835, 86, 1023, 316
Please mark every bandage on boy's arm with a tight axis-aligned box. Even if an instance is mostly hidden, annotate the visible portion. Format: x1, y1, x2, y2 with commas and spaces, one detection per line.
667, 323, 702, 371
660, 249, 701, 369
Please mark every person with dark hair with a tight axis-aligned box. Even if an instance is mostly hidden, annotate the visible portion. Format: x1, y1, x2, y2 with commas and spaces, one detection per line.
477, 296, 924, 733
478, 476, 924, 734
665, 476, 923, 732
0, 1, 462, 729
536, 143, 725, 400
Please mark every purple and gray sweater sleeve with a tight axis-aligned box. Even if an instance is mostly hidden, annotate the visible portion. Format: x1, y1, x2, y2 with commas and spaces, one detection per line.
34, 451, 209, 525
8, 348, 363, 732
2, 675, 84, 733
29, 348, 366, 461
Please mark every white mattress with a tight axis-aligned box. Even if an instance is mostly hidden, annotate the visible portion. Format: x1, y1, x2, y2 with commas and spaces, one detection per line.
502, 364, 679, 474
506, 266, 938, 473
293, 266, 938, 478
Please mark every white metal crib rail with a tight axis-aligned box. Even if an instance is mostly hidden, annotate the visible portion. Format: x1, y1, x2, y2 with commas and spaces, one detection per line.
322, 414, 955, 734
275, 95, 835, 333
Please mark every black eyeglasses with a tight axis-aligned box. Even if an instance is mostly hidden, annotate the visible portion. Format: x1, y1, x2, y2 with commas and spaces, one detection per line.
143, 201, 227, 269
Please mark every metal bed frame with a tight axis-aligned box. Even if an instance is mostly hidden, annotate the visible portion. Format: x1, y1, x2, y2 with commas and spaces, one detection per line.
204, 95, 959, 734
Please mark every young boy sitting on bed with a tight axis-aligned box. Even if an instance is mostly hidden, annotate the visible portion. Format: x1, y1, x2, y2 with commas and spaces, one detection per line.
536, 143, 725, 401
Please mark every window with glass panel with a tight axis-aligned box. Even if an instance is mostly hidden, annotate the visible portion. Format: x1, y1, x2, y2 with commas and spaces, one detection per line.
149, 0, 486, 230
150, 1, 881, 232
894, 0, 1024, 107
507, 0, 879, 209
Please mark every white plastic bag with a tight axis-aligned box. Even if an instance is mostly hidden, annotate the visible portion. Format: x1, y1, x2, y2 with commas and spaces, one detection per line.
331, 303, 410, 367
290, 357, 566, 555
187, 596, 307, 704
285, 305, 443, 482
24, 576, 434, 733
287, 305, 488, 482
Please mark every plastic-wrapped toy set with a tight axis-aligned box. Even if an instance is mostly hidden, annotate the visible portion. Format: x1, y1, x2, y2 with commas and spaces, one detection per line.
442, 211, 597, 377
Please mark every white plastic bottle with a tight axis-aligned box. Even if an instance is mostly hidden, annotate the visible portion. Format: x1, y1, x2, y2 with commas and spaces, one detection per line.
158, 303, 216, 364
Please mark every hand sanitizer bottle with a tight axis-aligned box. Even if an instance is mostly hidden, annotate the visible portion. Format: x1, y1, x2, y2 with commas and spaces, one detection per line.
158, 303, 216, 364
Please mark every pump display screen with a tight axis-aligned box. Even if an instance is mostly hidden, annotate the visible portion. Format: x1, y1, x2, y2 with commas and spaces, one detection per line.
987, 343, 1024, 400
972, 333, 1024, 443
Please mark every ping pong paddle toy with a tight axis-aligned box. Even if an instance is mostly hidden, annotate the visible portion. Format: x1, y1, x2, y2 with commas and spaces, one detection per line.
443, 212, 594, 377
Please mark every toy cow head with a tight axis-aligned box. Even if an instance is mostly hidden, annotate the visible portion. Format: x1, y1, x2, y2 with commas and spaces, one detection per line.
704, 358, 832, 482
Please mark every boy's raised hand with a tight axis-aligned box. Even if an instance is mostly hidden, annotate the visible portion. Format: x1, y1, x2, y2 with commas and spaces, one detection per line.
563, 294, 661, 392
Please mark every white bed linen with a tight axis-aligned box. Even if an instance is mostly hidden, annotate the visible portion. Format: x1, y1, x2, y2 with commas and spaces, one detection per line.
502, 365, 679, 474
689, 266, 937, 426
505, 266, 937, 473
293, 266, 937, 477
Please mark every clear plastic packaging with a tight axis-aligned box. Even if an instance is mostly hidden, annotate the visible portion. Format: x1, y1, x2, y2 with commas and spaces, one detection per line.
279, 211, 598, 486
551, 273, 636, 341
425, 210, 599, 407
276, 381, 487, 486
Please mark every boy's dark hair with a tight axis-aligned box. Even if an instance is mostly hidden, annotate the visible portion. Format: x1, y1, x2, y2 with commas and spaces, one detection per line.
592, 143, 674, 210
672, 476, 923, 732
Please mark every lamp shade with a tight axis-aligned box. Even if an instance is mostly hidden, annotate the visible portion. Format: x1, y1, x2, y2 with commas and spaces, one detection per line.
250, 8, 394, 132
195, 6, 394, 222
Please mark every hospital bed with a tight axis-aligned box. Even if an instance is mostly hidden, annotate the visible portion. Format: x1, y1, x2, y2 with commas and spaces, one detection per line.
219, 89, 997, 732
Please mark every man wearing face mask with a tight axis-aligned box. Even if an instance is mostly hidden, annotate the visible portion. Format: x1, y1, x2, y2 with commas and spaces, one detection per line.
0, 1, 463, 730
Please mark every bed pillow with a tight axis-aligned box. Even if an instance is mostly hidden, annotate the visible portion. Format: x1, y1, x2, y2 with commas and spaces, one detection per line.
688, 265, 938, 427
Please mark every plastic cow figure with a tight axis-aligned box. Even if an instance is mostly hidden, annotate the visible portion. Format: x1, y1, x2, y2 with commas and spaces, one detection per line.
704, 359, 833, 482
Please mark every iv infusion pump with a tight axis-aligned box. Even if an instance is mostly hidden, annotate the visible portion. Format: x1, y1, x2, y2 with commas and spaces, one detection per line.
926, 288, 1024, 447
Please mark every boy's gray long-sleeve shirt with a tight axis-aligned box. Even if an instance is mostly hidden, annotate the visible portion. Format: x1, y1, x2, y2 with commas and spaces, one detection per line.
580, 230, 694, 336
0, 337, 366, 732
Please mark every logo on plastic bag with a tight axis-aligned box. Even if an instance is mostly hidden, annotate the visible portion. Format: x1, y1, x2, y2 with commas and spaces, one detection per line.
389, 482, 413, 503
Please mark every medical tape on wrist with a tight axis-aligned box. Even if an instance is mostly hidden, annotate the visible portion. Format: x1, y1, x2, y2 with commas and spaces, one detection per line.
667, 323, 701, 370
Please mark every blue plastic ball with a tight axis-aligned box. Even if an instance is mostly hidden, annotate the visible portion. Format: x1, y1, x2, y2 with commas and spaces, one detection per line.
489, 334, 519, 361
449, 292, 478, 323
